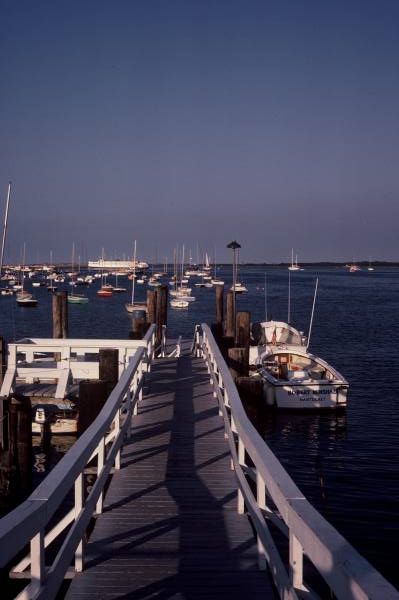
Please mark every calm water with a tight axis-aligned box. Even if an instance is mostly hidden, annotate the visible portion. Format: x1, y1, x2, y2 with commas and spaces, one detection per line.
1, 265, 398, 587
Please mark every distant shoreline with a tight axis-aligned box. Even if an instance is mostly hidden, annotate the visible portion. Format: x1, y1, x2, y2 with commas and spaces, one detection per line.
2, 261, 399, 269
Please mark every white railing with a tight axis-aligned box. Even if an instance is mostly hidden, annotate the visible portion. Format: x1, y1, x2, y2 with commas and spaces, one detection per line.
0, 327, 156, 399
197, 323, 399, 600
0, 325, 156, 600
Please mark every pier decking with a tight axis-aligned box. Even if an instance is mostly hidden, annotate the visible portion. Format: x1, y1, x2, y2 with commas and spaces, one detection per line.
66, 350, 276, 599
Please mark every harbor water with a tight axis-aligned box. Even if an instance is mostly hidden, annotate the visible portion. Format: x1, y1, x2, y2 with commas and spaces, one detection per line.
0, 265, 398, 587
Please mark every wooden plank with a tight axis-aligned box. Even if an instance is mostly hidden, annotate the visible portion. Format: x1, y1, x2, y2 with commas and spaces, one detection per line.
66, 354, 276, 599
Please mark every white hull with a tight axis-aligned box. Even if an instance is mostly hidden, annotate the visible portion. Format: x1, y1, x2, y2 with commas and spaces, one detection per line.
125, 302, 147, 313
170, 299, 188, 309
262, 380, 348, 409
254, 345, 349, 411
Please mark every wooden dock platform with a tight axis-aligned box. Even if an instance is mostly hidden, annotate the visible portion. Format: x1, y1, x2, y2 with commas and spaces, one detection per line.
66, 350, 276, 599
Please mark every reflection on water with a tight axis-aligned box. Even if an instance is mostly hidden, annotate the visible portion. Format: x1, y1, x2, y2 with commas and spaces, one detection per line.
32, 434, 76, 489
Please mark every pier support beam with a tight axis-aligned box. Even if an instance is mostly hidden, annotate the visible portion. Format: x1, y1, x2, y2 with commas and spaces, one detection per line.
225, 291, 235, 338
228, 347, 249, 379
0, 394, 32, 502
147, 290, 157, 325
77, 381, 109, 436
0, 335, 5, 387
99, 349, 119, 395
130, 315, 148, 340
156, 285, 168, 349
53, 291, 68, 339
236, 311, 250, 349
215, 284, 224, 325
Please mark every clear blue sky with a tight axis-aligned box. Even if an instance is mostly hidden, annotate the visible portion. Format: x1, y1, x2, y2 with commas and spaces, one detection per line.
1, 1, 398, 263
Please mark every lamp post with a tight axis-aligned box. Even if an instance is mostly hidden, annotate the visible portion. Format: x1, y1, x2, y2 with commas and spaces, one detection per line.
227, 240, 241, 338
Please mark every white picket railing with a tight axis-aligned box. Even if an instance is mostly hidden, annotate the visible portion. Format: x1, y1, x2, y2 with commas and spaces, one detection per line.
0, 332, 156, 400
0, 325, 156, 600
198, 323, 399, 600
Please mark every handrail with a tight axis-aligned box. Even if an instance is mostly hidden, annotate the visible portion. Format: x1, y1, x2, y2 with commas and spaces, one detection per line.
198, 323, 399, 600
0, 325, 156, 599
0, 326, 156, 399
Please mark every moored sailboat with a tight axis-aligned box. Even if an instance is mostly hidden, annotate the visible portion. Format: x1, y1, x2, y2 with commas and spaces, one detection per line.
68, 243, 89, 304
125, 240, 147, 313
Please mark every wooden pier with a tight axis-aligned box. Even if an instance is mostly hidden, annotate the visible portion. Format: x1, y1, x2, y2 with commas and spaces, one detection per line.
0, 324, 398, 600
66, 350, 275, 599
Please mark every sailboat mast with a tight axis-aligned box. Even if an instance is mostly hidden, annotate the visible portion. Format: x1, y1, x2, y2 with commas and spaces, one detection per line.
307, 278, 319, 351
0, 182, 11, 278
287, 269, 291, 323
131, 240, 137, 305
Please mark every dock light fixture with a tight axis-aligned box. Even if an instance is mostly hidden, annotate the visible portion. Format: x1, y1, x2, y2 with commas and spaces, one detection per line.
227, 240, 241, 337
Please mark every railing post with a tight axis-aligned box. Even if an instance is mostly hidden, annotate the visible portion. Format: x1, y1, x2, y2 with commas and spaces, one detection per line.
96, 437, 105, 514
74, 473, 85, 571
237, 437, 245, 514
114, 410, 121, 470
256, 471, 267, 570
196, 329, 201, 357
30, 529, 45, 593
289, 531, 304, 590
138, 361, 143, 402
217, 370, 223, 414
132, 369, 139, 416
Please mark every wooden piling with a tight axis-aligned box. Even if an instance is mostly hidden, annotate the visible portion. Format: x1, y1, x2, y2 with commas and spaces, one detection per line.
53, 292, 68, 361
215, 284, 224, 324
99, 349, 119, 395
236, 311, 250, 348
61, 290, 68, 337
0, 337, 5, 450
0, 335, 5, 387
0, 394, 33, 500
130, 315, 148, 340
219, 335, 235, 362
225, 291, 235, 338
235, 377, 265, 429
77, 380, 109, 436
53, 291, 68, 339
156, 284, 168, 348
228, 347, 249, 379
211, 322, 224, 347
147, 290, 157, 325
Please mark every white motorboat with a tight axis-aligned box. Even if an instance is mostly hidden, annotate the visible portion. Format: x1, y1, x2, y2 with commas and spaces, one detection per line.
176, 294, 195, 302
1, 287, 14, 296
252, 347, 348, 410
68, 294, 89, 304
125, 302, 147, 313
348, 264, 361, 272
16, 295, 38, 307
170, 286, 192, 296
230, 282, 247, 293
170, 298, 188, 309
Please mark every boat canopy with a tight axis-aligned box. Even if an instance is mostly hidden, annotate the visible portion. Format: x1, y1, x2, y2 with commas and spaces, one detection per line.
258, 320, 305, 346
